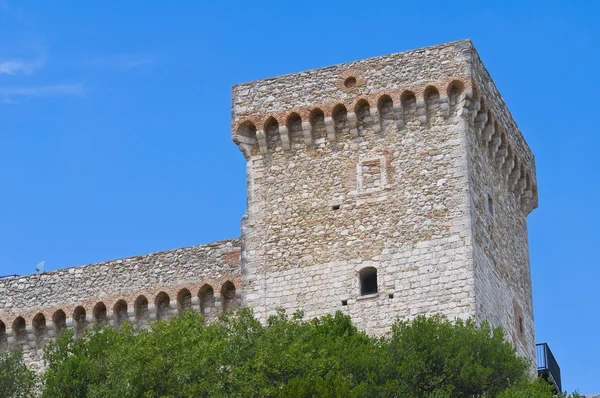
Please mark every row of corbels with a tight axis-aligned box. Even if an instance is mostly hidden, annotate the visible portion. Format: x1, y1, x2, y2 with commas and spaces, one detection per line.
232, 79, 471, 158
0, 297, 225, 350
250, 98, 454, 155
461, 90, 537, 214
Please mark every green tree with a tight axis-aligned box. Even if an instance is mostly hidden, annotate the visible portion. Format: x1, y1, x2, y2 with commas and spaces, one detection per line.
0, 348, 37, 398
42, 309, 574, 398
386, 315, 529, 397
498, 378, 580, 398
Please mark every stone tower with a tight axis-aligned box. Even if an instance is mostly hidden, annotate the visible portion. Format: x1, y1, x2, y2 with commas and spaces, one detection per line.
232, 40, 538, 363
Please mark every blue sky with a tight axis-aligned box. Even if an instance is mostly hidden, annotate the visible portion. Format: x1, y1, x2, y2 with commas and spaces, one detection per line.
0, 0, 598, 393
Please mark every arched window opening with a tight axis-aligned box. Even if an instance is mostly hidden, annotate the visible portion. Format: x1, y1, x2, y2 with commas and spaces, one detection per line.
310, 108, 326, 140
0, 320, 7, 349
286, 113, 303, 146
52, 310, 67, 336
198, 284, 215, 317
155, 292, 171, 321
177, 289, 192, 314
134, 295, 149, 329
93, 302, 108, 326
73, 306, 87, 338
113, 300, 128, 330
263, 116, 280, 151
12, 317, 27, 346
32, 313, 47, 346
221, 281, 238, 312
359, 267, 378, 296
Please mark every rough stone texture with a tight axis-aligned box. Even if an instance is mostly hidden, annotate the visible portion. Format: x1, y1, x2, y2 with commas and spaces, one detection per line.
233, 39, 538, 368
468, 52, 537, 366
0, 40, 539, 372
0, 239, 241, 368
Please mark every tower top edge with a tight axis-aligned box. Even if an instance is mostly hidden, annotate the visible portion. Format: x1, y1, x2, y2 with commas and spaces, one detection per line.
231, 40, 476, 121
233, 39, 474, 88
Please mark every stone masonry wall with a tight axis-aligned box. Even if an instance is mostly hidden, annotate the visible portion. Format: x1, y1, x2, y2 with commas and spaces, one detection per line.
233, 40, 538, 368
235, 41, 479, 336
466, 56, 538, 366
0, 40, 539, 373
0, 239, 241, 368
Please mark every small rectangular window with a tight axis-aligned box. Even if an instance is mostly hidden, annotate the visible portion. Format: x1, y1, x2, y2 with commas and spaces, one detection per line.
359, 267, 378, 296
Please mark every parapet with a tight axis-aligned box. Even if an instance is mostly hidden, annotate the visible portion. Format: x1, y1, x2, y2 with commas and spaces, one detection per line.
231, 39, 537, 213
0, 239, 241, 355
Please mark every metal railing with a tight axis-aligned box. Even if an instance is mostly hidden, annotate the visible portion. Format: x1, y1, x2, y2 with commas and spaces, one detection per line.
537, 343, 562, 393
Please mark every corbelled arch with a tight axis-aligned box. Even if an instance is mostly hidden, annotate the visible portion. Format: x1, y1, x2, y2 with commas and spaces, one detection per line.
93, 302, 108, 326
377, 94, 394, 121
286, 112, 303, 147
155, 292, 171, 321
233, 120, 258, 158
263, 116, 280, 152
113, 300, 128, 330
134, 295, 149, 329
400, 90, 417, 120
331, 103, 349, 140
32, 313, 47, 347
198, 284, 215, 318
177, 288, 192, 314
12, 317, 27, 346
424, 85, 441, 121
0, 320, 7, 348
52, 310, 67, 336
221, 281, 238, 312
73, 306, 87, 338
447, 80, 465, 113
309, 108, 326, 141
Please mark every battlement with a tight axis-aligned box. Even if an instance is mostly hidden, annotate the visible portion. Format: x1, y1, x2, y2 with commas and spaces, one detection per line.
232, 39, 537, 214
0, 239, 241, 367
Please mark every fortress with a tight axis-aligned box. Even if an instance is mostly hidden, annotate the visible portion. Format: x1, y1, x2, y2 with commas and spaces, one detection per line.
0, 40, 539, 369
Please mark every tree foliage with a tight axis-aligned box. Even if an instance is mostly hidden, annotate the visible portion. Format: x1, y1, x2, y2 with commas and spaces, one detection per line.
41, 309, 575, 397
0, 348, 37, 398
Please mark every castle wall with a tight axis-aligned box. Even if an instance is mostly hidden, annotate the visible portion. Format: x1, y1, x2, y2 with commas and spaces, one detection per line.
0, 40, 539, 373
0, 239, 241, 368
466, 54, 538, 366
236, 41, 479, 335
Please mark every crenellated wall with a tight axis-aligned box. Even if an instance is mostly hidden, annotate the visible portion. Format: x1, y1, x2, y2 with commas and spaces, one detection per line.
0, 239, 242, 369
0, 40, 539, 372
